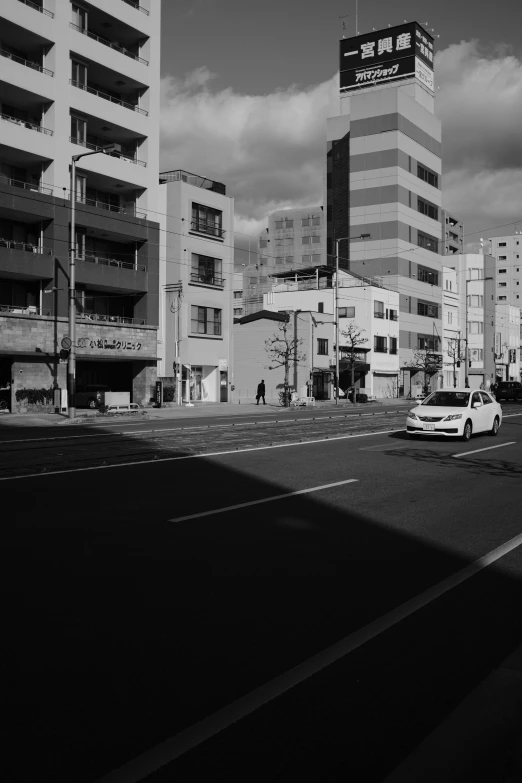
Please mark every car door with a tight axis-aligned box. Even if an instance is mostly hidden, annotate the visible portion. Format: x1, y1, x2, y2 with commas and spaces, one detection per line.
470, 391, 488, 432
479, 392, 495, 429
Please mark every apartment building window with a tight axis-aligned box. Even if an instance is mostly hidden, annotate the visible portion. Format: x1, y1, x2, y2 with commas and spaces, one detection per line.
233, 290, 243, 299
317, 338, 328, 355
389, 309, 398, 321
498, 242, 507, 247
302, 235, 321, 244
498, 282, 507, 288
374, 336, 387, 353
275, 219, 293, 229
71, 115, 87, 144
468, 295, 484, 307
498, 256, 507, 260
418, 198, 438, 221
390, 337, 398, 355
417, 301, 439, 318
418, 336, 440, 351
498, 296, 507, 301
259, 239, 268, 248
318, 303, 324, 313
302, 218, 310, 227
418, 266, 439, 285
417, 232, 439, 253
338, 306, 355, 318
71, 60, 87, 87
469, 348, 484, 362
191, 203, 223, 239
374, 300, 384, 318
191, 306, 222, 336
71, 4, 88, 30
191, 253, 223, 286
467, 321, 484, 334
233, 307, 243, 316
498, 268, 507, 274
417, 164, 439, 188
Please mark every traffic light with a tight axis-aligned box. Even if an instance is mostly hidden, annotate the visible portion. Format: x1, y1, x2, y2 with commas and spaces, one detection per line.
59, 349, 69, 362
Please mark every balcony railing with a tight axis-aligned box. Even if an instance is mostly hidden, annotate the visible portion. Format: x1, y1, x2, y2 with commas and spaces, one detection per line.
0, 303, 50, 316
190, 220, 225, 239
69, 23, 149, 65
0, 238, 52, 254
374, 345, 388, 353
76, 197, 146, 219
121, 0, 149, 14
77, 312, 146, 325
70, 80, 148, 115
1, 112, 53, 135
0, 48, 54, 76
78, 251, 145, 272
69, 137, 146, 166
17, 0, 54, 18
374, 311, 385, 319
190, 272, 225, 287
0, 176, 53, 195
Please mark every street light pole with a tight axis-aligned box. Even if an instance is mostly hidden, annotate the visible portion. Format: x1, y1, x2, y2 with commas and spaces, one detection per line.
68, 144, 121, 419
334, 233, 370, 404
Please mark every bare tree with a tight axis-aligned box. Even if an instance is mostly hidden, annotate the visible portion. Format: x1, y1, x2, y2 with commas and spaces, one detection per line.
445, 337, 465, 388
339, 321, 368, 403
265, 318, 306, 406
407, 348, 442, 396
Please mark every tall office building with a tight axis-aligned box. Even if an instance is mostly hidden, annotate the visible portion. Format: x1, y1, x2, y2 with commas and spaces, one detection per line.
327, 23, 444, 395
0, 0, 161, 412
242, 205, 326, 316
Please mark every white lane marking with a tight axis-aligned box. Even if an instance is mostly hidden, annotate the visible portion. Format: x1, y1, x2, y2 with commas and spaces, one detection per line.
94, 531, 522, 783
0, 428, 402, 482
359, 443, 410, 452
168, 479, 358, 524
453, 441, 516, 459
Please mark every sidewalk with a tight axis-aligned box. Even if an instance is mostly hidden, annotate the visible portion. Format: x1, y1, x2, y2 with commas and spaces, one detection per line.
0, 398, 410, 428
383, 643, 522, 782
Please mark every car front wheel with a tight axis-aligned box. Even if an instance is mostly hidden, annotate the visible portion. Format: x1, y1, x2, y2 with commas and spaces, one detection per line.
490, 416, 500, 436
462, 420, 472, 441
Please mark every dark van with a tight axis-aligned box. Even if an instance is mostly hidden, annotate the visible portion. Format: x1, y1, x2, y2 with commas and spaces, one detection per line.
75, 384, 111, 409
494, 381, 522, 402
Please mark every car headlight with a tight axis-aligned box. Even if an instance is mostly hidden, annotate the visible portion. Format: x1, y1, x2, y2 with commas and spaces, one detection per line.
407, 410, 419, 420
444, 413, 463, 421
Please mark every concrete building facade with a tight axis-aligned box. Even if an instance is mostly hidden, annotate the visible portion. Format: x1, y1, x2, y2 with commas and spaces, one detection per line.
242, 206, 326, 315
326, 23, 444, 397
0, 0, 161, 412
158, 170, 234, 403
440, 210, 464, 256
488, 234, 522, 308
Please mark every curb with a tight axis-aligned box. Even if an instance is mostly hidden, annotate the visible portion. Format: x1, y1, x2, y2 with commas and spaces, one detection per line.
383, 644, 522, 782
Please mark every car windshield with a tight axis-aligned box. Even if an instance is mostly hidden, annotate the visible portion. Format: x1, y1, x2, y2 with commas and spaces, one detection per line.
422, 391, 470, 407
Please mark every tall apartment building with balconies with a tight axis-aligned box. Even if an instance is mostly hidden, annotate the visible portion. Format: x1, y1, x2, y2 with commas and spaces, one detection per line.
440, 210, 463, 256
0, 0, 161, 412
242, 206, 326, 315
488, 234, 522, 308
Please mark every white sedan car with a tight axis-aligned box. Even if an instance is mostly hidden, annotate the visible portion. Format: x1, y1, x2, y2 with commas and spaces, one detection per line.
406, 388, 502, 441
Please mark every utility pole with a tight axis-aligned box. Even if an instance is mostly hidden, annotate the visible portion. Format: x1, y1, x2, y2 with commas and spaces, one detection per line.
166, 282, 183, 404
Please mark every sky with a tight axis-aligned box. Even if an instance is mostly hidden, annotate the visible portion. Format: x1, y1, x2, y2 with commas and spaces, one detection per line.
159, 0, 522, 252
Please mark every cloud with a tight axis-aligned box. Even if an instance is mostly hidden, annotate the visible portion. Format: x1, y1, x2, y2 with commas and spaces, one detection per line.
160, 42, 522, 244
160, 70, 337, 233
435, 40, 522, 236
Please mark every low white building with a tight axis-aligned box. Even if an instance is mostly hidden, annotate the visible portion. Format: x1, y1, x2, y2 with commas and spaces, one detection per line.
263, 266, 400, 397
442, 266, 464, 388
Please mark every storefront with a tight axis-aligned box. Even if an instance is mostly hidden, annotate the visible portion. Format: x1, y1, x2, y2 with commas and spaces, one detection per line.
180, 364, 228, 403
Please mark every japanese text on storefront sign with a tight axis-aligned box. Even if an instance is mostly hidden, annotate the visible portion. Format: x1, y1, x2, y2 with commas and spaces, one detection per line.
77, 337, 142, 351
340, 55, 415, 91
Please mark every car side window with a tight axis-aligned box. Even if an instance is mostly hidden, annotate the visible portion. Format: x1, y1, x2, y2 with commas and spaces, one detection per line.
480, 392, 492, 405
471, 392, 482, 405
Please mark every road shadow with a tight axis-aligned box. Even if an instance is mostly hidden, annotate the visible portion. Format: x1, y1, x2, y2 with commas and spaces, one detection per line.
3, 417, 522, 783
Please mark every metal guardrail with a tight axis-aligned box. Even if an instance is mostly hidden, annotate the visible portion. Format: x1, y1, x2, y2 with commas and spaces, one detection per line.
0, 238, 52, 254
190, 272, 225, 287
17, 0, 54, 17
69, 137, 146, 166
0, 303, 50, 315
0, 48, 54, 76
79, 252, 145, 272
69, 23, 149, 65
1, 112, 53, 135
77, 313, 146, 325
0, 176, 53, 195
69, 80, 148, 115
121, 0, 149, 14
76, 196, 147, 220
190, 220, 225, 239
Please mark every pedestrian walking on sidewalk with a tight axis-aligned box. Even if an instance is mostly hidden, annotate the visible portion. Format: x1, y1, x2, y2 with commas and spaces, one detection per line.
256, 380, 266, 405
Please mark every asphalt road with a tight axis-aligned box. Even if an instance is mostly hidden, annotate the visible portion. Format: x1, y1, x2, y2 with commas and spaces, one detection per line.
4, 410, 522, 782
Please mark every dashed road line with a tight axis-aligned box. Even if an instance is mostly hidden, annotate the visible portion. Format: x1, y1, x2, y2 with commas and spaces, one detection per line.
453, 441, 516, 458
